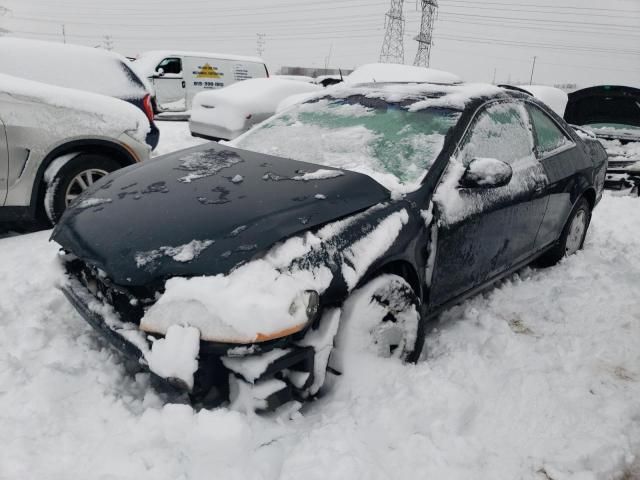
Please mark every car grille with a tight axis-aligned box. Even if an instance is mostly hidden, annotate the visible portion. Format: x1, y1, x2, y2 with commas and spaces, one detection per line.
65, 258, 156, 325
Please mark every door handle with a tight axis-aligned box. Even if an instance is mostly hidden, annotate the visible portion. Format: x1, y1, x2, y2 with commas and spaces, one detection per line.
181, 80, 186, 88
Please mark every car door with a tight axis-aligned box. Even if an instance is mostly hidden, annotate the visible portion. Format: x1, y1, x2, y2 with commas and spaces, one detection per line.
0, 116, 8, 205
524, 102, 587, 250
152, 57, 186, 112
429, 100, 550, 307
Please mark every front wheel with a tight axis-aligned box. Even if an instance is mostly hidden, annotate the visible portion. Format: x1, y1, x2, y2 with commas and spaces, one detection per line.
536, 197, 591, 267
331, 274, 424, 373
44, 154, 121, 224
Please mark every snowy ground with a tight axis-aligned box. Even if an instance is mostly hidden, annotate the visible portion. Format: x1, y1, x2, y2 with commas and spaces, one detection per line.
1, 122, 639, 479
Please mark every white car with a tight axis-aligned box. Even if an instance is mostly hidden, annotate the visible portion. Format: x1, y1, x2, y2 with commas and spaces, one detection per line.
189, 78, 322, 141
0, 74, 151, 226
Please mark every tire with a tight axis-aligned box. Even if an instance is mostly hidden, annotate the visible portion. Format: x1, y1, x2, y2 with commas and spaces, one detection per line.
45, 154, 121, 224
332, 274, 424, 370
535, 197, 591, 267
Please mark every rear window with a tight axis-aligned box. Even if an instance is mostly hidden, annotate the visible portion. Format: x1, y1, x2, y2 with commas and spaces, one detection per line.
0, 38, 148, 99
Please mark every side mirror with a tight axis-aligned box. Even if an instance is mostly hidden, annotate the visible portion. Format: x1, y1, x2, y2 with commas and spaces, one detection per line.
460, 157, 513, 189
155, 67, 165, 77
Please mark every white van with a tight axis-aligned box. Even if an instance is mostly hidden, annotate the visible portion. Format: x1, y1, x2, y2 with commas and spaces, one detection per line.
133, 51, 269, 113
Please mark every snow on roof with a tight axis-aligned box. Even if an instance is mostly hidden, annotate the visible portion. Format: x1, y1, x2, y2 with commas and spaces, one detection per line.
327, 81, 502, 110
345, 63, 462, 86
133, 50, 265, 76
518, 85, 569, 116
193, 77, 322, 113
0, 73, 150, 142
0, 37, 148, 98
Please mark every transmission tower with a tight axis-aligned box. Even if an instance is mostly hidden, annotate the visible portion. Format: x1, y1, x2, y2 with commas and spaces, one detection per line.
379, 0, 405, 64
413, 0, 438, 67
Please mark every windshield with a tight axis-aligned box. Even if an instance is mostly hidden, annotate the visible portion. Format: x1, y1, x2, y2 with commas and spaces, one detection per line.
233, 96, 461, 193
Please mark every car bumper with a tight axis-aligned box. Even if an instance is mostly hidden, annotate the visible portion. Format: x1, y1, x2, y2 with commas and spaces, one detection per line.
188, 117, 243, 142
60, 276, 317, 409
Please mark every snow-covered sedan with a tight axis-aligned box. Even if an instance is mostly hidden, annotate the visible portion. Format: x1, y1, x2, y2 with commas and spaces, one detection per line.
53, 81, 607, 411
189, 78, 322, 141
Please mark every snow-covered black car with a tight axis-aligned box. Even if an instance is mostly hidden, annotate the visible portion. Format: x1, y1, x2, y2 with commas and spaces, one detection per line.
53, 81, 607, 411
565, 85, 640, 194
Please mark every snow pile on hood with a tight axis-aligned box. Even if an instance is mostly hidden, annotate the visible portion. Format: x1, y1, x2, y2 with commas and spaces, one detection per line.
190, 78, 322, 133
518, 85, 568, 116
345, 63, 462, 85
140, 259, 332, 343
0, 37, 149, 98
140, 206, 408, 342
0, 73, 150, 142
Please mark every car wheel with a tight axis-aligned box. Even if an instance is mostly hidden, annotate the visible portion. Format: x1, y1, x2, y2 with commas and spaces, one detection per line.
45, 154, 121, 224
332, 274, 424, 369
536, 197, 591, 267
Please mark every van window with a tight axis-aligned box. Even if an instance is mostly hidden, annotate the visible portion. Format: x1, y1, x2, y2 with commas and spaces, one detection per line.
157, 58, 182, 75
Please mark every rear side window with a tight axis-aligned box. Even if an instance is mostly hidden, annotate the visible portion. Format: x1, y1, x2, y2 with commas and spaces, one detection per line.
526, 104, 571, 156
459, 101, 534, 166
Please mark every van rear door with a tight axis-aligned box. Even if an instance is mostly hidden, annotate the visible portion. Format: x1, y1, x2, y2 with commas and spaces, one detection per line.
182, 56, 268, 109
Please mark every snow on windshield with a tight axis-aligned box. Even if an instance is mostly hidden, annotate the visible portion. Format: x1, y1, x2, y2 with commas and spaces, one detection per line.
0, 38, 147, 98
234, 97, 461, 193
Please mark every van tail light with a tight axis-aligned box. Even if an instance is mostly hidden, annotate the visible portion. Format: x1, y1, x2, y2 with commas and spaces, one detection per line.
142, 94, 155, 122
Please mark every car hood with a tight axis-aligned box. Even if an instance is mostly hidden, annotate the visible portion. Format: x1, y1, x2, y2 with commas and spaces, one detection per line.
52, 142, 390, 286
565, 85, 640, 135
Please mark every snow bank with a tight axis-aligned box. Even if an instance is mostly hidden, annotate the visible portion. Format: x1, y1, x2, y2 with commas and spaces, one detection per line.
0, 73, 150, 142
519, 85, 568, 116
0, 37, 148, 98
1, 118, 639, 479
345, 63, 462, 85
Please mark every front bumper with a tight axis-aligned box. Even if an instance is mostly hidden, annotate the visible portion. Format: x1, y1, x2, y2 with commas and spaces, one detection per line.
604, 159, 640, 193
61, 276, 317, 409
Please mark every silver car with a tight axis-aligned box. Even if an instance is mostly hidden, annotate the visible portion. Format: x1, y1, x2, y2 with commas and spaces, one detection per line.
0, 73, 151, 225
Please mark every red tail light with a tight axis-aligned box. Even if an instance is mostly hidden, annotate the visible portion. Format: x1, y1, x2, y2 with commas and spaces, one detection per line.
142, 94, 154, 122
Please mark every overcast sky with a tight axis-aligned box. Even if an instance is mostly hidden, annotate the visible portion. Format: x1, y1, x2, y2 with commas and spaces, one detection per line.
2, 0, 639, 86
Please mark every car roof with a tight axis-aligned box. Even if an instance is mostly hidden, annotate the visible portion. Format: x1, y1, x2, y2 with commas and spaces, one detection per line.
320, 81, 514, 111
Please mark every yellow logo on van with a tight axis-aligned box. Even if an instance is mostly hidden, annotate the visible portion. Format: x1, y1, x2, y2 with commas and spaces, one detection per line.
195, 63, 223, 78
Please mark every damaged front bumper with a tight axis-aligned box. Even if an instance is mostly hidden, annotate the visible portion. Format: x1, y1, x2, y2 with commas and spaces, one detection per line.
61, 276, 323, 411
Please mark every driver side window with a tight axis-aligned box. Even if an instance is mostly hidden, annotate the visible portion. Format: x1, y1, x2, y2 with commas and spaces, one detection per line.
459, 101, 534, 166
156, 57, 182, 75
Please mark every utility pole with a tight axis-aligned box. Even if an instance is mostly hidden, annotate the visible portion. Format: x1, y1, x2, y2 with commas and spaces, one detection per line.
62, 23, 66, 43
413, 0, 438, 67
324, 43, 333, 70
529, 56, 537, 85
256, 33, 266, 58
0, 6, 10, 37
379, 0, 405, 64
102, 35, 113, 51
492, 67, 497, 84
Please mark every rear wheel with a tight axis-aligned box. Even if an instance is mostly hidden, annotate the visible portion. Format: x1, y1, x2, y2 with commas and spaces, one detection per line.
45, 154, 121, 224
536, 197, 591, 267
